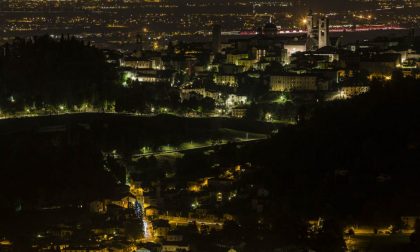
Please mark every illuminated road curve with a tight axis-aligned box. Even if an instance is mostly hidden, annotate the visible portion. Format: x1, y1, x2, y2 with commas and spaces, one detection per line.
132, 137, 267, 158
0, 111, 231, 121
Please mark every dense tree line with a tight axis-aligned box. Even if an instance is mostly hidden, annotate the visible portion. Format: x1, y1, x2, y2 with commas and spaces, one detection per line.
178, 77, 420, 251
229, 77, 420, 249
0, 125, 120, 210
0, 35, 219, 115
0, 35, 118, 112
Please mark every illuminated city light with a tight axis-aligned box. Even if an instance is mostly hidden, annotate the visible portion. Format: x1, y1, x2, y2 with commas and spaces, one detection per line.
0, 1, 418, 251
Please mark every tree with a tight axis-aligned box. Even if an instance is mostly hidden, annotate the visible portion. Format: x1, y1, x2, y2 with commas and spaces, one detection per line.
125, 220, 143, 241
175, 151, 211, 179
244, 102, 263, 121
264, 61, 285, 74
310, 218, 346, 252
0, 35, 118, 113
200, 97, 216, 113
410, 219, 420, 247
106, 155, 127, 184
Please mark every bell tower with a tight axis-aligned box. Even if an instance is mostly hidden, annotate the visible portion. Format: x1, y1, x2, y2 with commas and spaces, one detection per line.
318, 17, 329, 48
306, 9, 314, 38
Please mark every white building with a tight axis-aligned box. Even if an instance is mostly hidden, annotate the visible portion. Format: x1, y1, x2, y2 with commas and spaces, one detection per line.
225, 94, 247, 108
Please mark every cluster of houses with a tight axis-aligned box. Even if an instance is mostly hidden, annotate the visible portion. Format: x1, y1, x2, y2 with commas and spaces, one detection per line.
109, 13, 419, 119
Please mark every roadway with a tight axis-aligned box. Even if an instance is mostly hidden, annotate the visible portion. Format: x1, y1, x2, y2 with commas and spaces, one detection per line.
132, 137, 267, 159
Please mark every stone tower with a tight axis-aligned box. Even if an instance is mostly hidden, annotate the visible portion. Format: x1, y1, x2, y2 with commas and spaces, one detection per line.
318, 17, 329, 48
306, 9, 314, 38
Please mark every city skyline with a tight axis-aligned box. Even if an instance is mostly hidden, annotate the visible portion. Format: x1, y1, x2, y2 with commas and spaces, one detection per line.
0, 1, 419, 252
